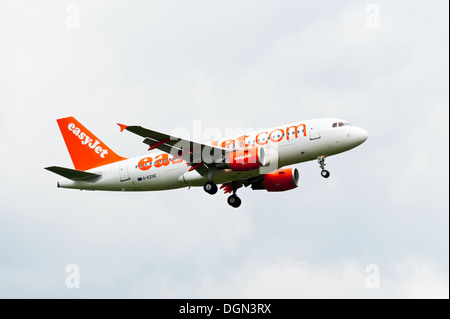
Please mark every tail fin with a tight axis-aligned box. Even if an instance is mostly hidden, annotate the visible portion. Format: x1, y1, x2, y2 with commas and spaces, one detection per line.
57, 116, 126, 171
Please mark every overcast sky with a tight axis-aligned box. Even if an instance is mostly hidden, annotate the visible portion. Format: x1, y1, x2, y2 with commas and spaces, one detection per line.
0, 0, 448, 298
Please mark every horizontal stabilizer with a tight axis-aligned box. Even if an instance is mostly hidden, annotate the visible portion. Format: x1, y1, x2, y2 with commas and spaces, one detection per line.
45, 166, 101, 181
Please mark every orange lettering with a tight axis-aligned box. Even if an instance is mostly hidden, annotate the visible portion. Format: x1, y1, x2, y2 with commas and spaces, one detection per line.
138, 157, 153, 171
154, 154, 170, 168
286, 124, 306, 140
255, 132, 268, 145
269, 129, 284, 143
171, 157, 183, 164
220, 139, 235, 148
236, 135, 249, 148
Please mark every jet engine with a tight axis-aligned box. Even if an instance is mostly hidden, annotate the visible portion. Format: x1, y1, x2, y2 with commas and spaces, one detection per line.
252, 167, 300, 192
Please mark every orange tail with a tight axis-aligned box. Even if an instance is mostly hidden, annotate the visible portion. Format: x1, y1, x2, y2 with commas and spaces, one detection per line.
57, 116, 126, 171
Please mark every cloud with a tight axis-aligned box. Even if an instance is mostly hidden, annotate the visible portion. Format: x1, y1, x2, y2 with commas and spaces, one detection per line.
200, 257, 449, 299
393, 259, 450, 299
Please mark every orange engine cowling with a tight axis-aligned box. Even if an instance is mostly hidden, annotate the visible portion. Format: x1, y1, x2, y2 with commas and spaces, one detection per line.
227, 147, 263, 171
263, 168, 300, 192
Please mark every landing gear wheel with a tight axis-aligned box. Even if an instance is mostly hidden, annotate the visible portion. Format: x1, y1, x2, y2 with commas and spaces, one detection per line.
204, 181, 218, 195
318, 156, 330, 178
321, 170, 330, 178
227, 194, 242, 208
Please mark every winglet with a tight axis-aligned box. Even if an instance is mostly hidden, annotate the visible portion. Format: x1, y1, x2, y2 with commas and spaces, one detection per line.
117, 123, 128, 132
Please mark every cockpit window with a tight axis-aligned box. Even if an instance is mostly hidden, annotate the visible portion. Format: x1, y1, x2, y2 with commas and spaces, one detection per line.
333, 122, 351, 128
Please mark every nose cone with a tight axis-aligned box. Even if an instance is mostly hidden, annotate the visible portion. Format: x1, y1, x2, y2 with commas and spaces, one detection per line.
356, 128, 369, 145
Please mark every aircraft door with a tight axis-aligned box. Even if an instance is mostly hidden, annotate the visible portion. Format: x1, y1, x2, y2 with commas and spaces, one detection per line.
119, 161, 130, 182
309, 120, 321, 140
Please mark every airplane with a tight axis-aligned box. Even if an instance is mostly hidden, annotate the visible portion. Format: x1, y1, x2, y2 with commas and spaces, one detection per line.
45, 116, 368, 208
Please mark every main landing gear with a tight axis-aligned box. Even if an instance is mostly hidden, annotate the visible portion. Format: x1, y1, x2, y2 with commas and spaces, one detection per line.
203, 180, 242, 208
203, 181, 218, 195
318, 156, 331, 178
227, 194, 241, 208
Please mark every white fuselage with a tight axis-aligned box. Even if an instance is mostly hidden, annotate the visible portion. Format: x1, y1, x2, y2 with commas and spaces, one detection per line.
57, 118, 368, 191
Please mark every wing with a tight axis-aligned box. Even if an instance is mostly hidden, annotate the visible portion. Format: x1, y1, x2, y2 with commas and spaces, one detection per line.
118, 123, 230, 176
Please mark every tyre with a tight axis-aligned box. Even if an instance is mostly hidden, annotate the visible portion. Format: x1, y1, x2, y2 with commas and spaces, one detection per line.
204, 181, 218, 194
227, 195, 241, 208
321, 170, 330, 178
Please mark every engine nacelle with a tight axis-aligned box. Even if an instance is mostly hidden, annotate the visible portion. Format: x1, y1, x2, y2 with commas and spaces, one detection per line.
261, 168, 299, 192
227, 147, 263, 171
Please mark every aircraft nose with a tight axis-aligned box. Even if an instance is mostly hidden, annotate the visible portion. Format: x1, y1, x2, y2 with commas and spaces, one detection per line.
357, 128, 368, 143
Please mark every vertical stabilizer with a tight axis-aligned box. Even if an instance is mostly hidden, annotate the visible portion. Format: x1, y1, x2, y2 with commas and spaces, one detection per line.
57, 116, 126, 171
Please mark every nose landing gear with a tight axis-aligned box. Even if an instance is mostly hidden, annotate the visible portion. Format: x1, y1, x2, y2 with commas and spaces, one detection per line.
318, 156, 330, 178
